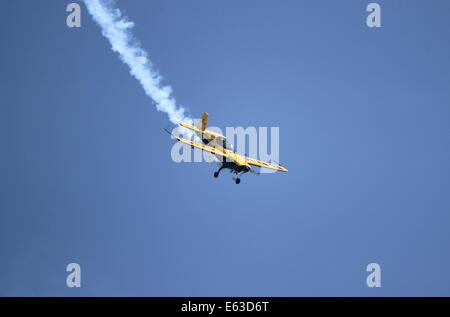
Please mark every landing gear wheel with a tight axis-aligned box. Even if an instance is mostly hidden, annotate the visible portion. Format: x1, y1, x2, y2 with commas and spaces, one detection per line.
235, 178, 241, 184
214, 172, 219, 178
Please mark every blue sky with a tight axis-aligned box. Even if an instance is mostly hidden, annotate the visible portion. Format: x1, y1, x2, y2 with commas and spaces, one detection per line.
1, 0, 450, 296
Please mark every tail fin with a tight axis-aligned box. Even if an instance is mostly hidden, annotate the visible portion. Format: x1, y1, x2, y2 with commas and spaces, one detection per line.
197, 112, 208, 131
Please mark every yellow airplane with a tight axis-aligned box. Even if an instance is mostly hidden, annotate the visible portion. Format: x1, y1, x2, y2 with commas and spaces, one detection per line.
168, 112, 288, 184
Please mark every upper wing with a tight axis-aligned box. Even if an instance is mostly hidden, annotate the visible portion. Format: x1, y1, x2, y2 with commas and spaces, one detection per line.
175, 137, 228, 158
244, 156, 288, 172
179, 123, 226, 139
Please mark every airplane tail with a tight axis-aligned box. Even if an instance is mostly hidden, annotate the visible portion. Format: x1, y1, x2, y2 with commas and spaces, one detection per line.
179, 112, 226, 140
197, 112, 208, 131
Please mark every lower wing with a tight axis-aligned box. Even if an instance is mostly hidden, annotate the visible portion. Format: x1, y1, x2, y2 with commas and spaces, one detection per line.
244, 156, 288, 172
175, 137, 228, 159
175, 137, 287, 172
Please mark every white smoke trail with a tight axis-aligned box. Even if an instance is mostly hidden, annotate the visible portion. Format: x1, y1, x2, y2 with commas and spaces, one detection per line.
83, 0, 193, 126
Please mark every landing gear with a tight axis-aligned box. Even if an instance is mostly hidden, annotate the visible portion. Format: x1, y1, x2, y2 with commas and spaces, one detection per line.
233, 168, 249, 184
213, 166, 224, 178
213, 164, 248, 184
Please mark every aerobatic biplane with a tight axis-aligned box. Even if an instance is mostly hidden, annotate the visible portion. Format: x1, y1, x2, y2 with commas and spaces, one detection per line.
167, 113, 288, 184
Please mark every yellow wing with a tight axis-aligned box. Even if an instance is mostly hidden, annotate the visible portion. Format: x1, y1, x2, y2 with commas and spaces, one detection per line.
175, 137, 228, 158
244, 156, 288, 172
175, 137, 288, 172
179, 123, 226, 140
